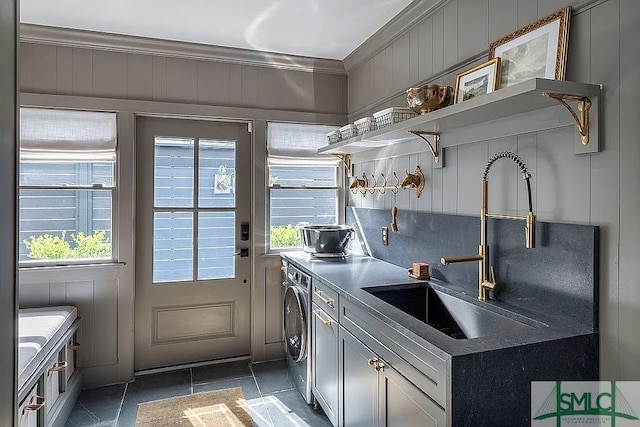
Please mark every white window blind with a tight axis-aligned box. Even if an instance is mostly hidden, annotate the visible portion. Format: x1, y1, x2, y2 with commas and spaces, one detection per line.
20, 107, 117, 161
267, 122, 338, 159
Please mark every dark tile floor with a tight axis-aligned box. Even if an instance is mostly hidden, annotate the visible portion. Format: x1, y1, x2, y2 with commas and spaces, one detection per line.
66, 359, 332, 427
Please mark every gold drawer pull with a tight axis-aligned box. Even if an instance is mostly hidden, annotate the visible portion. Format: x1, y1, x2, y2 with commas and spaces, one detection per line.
367, 357, 384, 371
312, 309, 332, 326
48, 361, 68, 375
313, 290, 335, 308
22, 395, 46, 414
67, 341, 80, 350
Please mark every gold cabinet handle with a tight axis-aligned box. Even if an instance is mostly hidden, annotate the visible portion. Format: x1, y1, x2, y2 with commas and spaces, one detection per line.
312, 309, 332, 326
22, 395, 46, 414
67, 341, 80, 350
367, 357, 384, 371
47, 361, 68, 375
313, 290, 335, 308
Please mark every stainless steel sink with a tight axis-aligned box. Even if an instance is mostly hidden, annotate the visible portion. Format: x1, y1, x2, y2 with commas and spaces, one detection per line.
363, 284, 539, 339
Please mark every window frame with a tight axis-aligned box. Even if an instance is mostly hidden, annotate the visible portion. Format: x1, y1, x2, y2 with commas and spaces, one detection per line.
267, 158, 344, 253
18, 108, 119, 268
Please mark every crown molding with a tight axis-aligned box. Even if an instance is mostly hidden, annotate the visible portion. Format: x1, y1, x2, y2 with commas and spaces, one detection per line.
343, 0, 448, 73
19, 24, 347, 75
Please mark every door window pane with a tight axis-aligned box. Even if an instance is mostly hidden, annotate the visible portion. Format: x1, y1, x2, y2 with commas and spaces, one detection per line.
154, 137, 194, 208
153, 212, 193, 283
199, 139, 235, 208
19, 189, 112, 261
198, 212, 235, 280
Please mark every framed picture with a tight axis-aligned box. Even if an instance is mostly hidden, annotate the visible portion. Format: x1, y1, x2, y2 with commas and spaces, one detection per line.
489, 6, 571, 88
454, 58, 501, 104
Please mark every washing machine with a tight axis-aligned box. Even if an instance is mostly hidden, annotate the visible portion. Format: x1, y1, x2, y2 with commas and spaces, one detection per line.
283, 260, 313, 404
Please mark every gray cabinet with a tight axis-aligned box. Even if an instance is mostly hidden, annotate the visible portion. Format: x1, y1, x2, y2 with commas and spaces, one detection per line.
339, 326, 379, 427
312, 302, 339, 425
379, 360, 445, 427
312, 279, 340, 426
339, 326, 445, 427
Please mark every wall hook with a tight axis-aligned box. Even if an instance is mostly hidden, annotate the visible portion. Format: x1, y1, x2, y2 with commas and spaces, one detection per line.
400, 166, 425, 198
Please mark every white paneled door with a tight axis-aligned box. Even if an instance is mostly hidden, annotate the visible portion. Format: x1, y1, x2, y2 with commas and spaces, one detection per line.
135, 117, 251, 370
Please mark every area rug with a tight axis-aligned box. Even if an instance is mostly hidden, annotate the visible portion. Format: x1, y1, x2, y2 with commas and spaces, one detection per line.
135, 387, 254, 426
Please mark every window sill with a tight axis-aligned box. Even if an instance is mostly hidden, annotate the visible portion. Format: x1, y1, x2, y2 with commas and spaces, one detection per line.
19, 261, 126, 272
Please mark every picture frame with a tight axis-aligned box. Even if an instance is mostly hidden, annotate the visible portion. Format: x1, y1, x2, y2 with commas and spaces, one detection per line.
489, 6, 571, 88
454, 58, 501, 104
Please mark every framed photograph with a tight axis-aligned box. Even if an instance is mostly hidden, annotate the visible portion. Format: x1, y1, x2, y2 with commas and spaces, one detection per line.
454, 58, 501, 103
489, 6, 571, 88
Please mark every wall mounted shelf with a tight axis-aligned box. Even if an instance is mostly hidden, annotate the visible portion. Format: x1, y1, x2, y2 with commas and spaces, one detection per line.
318, 78, 601, 167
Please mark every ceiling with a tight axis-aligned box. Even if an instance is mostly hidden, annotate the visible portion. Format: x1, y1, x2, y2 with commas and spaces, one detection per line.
19, 0, 417, 60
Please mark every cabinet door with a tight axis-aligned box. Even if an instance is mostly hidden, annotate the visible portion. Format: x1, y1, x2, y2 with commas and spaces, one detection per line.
312, 303, 339, 426
379, 365, 446, 427
339, 326, 378, 427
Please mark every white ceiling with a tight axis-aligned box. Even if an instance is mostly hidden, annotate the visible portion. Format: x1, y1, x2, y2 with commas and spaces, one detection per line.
19, 0, 416, 60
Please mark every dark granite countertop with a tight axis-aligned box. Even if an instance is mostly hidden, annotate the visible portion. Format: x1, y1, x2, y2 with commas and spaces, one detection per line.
282, 251, 595, 359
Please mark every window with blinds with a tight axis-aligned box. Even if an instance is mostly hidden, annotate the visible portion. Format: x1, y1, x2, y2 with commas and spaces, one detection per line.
267, 122, 341, 250
19, 107, 117, 265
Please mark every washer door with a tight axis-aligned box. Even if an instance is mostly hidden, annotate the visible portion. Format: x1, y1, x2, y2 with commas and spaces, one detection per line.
283, 286, 307, 362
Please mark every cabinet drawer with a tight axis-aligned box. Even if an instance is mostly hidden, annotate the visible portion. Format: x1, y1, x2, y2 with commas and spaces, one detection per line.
18, 383, 43, 427
312, 279, 339, 320
340, 298, 448, 409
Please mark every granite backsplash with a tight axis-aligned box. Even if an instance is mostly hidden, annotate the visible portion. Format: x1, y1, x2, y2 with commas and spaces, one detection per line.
346, 207, 599, 331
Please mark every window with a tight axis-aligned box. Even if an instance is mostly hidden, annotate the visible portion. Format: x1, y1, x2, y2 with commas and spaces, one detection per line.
19, 108, 117, 265
152, 137, 236, 283
267, 122, 341, 250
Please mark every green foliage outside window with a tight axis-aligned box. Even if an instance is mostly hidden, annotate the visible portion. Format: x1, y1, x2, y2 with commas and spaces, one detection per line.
23, 230, 111, 260
270, 225, 302, 248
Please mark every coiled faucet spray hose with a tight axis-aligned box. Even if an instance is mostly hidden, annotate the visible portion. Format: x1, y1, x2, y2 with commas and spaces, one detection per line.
482, 151, 533, 212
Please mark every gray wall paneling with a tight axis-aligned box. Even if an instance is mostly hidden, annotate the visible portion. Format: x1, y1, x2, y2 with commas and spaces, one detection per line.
20, 42, 347, 115
0, 0, 17, 422
619, 0, 640, 380
590, 0, 621, 378
346, 0, 638, 379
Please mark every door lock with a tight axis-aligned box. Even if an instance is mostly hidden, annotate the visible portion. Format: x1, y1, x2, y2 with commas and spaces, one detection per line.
234, 248, 249, 257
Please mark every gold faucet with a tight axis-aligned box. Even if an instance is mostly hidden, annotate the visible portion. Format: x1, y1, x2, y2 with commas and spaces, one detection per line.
440, 152, 535, 301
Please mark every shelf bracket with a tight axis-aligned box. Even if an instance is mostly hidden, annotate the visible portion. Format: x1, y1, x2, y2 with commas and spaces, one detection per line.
542, 92, 591, 145
408, 131, 441, 165
332, 153, 352, 176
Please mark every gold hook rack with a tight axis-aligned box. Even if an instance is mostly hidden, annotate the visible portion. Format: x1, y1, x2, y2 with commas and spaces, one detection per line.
408, 131, 441, 164
349, 172, 402, 196
542, 92, 591, 145
350, 167, 426, 198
